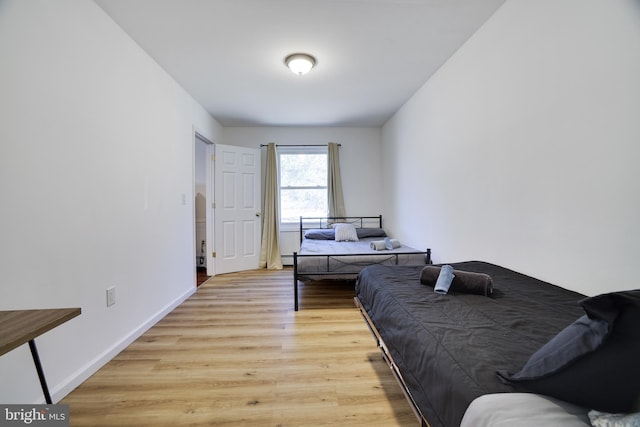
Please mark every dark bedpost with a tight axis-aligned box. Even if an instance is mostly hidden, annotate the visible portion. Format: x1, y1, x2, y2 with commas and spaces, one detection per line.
426, 248, 432, 264
378, 214, 382, 228
293, 251, 299, 311
299, 216, 303, 244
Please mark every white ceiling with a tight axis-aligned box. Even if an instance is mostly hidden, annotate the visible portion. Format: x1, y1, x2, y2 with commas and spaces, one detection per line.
94, 0, 505, 127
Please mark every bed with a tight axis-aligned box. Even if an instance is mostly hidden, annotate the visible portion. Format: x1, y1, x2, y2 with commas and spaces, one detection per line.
292, 215, 431, 311
354, 261, 640, 427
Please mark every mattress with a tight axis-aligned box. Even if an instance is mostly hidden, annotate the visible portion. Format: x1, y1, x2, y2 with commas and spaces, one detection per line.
354, 261, 586, 427
296, 237, 428, 279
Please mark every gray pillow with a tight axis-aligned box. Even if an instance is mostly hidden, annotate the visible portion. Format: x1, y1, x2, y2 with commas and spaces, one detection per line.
304, 229, 335, 240
502, 314, 609, 380
356, 228, 387, 238
497, 289, 640, 413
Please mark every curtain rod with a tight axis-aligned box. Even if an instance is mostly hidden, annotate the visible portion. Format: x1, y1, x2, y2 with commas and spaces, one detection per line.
259, 143, 341, 148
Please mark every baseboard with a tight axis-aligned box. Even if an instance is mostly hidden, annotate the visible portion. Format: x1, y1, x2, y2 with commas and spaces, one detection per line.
49, 286, 197, 403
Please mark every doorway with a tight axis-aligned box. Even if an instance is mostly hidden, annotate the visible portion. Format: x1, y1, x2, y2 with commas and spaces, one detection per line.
194, 132, 213, 285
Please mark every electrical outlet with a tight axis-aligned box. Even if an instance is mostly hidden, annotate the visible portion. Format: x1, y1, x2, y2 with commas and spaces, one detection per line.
106, 287, 116, 307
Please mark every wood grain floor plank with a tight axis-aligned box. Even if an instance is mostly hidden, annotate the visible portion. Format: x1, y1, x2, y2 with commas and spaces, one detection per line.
62, 268, 416, 426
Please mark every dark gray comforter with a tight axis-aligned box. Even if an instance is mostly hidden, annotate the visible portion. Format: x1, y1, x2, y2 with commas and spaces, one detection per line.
355, 261, 586, 427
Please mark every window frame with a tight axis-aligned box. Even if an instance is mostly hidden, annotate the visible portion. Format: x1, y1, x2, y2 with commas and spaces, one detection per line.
277, 145, 328, 229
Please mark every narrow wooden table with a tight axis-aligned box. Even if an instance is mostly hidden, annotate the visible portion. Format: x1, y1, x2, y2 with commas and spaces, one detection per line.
0, 308, 81, 403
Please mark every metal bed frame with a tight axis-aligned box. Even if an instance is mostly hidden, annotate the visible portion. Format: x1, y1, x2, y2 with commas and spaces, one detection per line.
354, 295, 431, 427
292, 215, 431, 311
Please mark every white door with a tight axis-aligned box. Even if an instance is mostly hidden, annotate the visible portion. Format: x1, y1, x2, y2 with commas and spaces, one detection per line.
214, 144, 261, 274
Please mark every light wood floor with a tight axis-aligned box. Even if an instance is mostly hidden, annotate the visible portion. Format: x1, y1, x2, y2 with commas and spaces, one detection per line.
62, 268, 416, 426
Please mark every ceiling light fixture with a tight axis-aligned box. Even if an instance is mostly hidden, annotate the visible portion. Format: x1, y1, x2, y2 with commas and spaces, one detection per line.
285, 53, 316, 76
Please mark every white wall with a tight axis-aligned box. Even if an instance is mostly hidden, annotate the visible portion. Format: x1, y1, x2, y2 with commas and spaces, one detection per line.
382, 0, 640, 296
223, 127, 382, 261
0, 0, 221, 403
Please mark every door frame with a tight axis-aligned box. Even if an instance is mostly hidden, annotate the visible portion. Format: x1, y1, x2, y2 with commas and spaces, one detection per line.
193, 130, 215, 278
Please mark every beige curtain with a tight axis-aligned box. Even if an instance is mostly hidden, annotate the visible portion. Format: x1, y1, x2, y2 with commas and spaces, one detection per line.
328, 142, 346, 218
259, 143, 283, 269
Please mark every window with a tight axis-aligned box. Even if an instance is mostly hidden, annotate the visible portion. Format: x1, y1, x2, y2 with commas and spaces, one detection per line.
278, 146, 327, 224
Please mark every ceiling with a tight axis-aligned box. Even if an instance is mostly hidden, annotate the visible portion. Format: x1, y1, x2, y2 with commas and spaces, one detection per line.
94, 0, 505, 127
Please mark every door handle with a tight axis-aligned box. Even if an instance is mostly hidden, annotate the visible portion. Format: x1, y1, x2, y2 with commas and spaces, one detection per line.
256, 212, 261, 217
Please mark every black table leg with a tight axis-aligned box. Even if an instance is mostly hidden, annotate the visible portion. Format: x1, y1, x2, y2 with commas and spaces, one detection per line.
28, 339, 52, 404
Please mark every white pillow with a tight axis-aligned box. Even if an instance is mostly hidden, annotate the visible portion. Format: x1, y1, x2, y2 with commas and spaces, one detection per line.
333, 223, 359, 242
